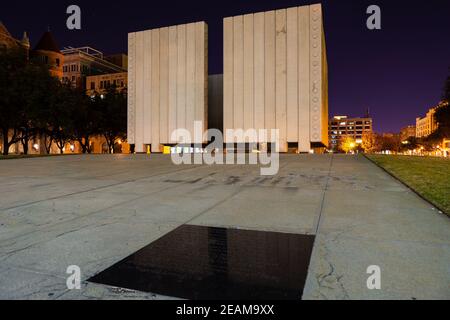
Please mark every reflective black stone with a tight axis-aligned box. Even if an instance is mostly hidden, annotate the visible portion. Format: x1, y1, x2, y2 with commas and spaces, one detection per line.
88, 225, 315, 300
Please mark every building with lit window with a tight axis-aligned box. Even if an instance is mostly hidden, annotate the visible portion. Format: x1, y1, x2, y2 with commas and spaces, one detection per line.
400, 125, 416, 141
415, 101, 448, 138
31, 31, 64, 79
0, 21, 29, 52
61, 47, 126, 89
0, 23, 66, 154
443, 139, 450, 157
86, 72, 127, 96
104, 53, 128, 69
328, 115, 373, 151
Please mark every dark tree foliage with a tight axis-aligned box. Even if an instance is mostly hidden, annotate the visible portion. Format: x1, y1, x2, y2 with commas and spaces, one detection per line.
443, 70, 450, 102
70, 88, 100, 154
0, 48, 28, 155
46, 84, 74, 154
402, 136, 419, 151
433, 72, 450, 139
380, 135, 402, 153
0, 49, 128, 155
16, 63, 57, 154
95, 86, 127, 154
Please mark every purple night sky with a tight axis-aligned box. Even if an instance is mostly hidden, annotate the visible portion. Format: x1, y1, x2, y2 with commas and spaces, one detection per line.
2, 0, 449, 133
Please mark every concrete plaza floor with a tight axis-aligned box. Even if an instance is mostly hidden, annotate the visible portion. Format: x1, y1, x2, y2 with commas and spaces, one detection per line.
0, 154, 449, 300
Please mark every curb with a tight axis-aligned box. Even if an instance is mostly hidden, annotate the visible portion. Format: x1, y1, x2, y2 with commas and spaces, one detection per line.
362, 153, 449, 217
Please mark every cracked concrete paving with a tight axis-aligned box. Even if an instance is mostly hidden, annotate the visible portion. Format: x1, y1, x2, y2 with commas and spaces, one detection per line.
302, 155, 450, 300
0, 154, 449, 299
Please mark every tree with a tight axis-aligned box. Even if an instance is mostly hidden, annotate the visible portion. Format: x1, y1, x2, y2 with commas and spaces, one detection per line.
0, 48, 63, 155
434, 99, 450, 140
45, 83, 74, 154
0, 48, 27, 155
70, 89, 100, 153
15, 63, 55, 154
361, 132, 380, 153
380, 134, 402, 153
443, 70, 450, 102
432, 71, 450, 139
96, 86, 127, 154
401, 136, 419, 151
339, 136, 356, 154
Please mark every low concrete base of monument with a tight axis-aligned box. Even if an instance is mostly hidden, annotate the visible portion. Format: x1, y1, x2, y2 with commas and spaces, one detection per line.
0, 154, 449, 299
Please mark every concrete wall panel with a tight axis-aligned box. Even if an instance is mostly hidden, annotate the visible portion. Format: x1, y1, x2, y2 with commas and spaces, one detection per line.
275, 10, 287, 151
176, 24, 186, 134
253, 13, 265, 132
127, 33, 136, 145
159, 27, 169, 144
286, 7, 298, 142
151, 29, 160, 152
195, 22, 208, 137
128, 22, 208, 152
186, 23, 196, 141
243, 14, 254, 131
233, 16, 244, 131
321, 27, 329, 147
143, 30, 152, 145
168, 26, 178, 143
223, 4, 328, 151
298, 6, 310, 152
223, 17, 234, 141
309, 4, 323, 143
135, 31, 145, 152
264, 11, 276, 135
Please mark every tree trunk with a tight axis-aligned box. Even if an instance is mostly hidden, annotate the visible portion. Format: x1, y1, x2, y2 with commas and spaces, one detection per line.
2, 128, 9, 156
45, 135, 53, 154
55, 138, 65, 155
79, 139, 87, 154
104, 134, 114, 154
86, 135, 92, 154
22, 136, 29, 155
2, 130, 9, 156
109, 138, 115, 154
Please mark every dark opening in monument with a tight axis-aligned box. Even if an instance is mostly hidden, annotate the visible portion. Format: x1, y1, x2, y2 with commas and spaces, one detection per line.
88, 225, 315, 300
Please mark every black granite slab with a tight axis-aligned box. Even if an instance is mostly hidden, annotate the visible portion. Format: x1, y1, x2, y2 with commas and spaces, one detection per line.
88, 225, 315, 300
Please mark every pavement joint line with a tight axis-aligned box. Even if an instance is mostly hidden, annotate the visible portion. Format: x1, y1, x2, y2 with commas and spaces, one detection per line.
0, 264, 67, 280
187, 222, 315, 235
0, 169, 229, 257
0, 164, 206, 212
313, 154, 334, 235
310, 232, 450, 247
182, 160, 293, 228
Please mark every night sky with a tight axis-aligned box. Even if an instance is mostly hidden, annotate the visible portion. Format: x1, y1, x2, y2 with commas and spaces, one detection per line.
2, 0, 449, 133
